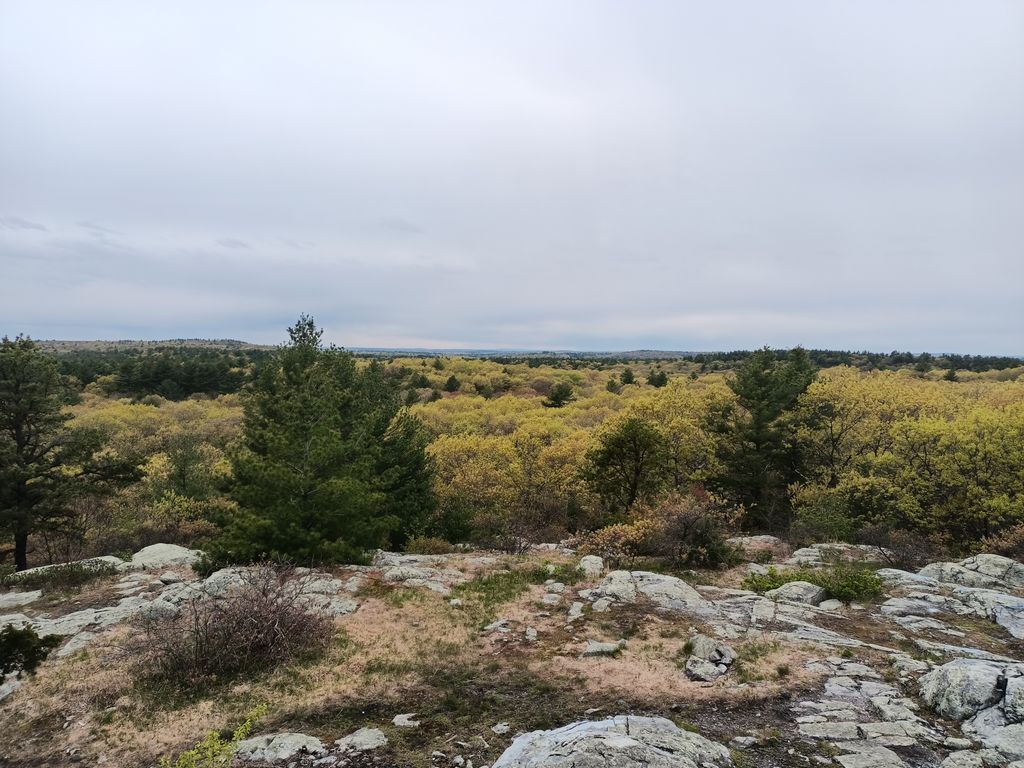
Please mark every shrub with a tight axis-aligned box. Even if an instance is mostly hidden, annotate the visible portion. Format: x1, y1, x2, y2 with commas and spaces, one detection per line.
855, 524, 951, 570
788, 497, 856, 546
578, 519, 658, 570
404, 536, 455, 555
1, 560, 117, 593
743, 566, 883, 603
159, 705, 267, 768
579, 492, 739, 570
978, 524, 1024, 561
131, 565, 333, 690
638, 492, 740, 568
0, 625, 60, 677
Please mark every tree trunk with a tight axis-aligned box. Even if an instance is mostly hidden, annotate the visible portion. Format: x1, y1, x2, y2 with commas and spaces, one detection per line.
14, 529, 28, 571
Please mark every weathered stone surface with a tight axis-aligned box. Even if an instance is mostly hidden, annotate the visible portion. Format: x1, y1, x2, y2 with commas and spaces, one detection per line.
919, 659, 1007, 721
875, 569, 939, 589
1001, 678, 1024, 729
919, 562, 1005, 589
785, 543, 886, 566
590, 571, 712, 614
765, 580, 827, 605
202, 567, 248, 597
954, 586, 1024, 639
687, 634, 736, 665
0, 590, 42, 610
235, 732, 326, 763
579, 555, 604, 578
335, 727, 388, 752
965, 705, 1024, 760
129, 544, 203, 571
834, 742, 907, 768
490, 716, 732, 768
684, 656, 725, 681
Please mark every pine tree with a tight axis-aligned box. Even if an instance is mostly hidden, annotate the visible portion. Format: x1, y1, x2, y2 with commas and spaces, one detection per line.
0, 336, 138, 570
713, 347, 816, 530
207, 317, 434, 565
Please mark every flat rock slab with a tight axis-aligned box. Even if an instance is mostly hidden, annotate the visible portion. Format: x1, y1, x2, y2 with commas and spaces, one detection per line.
0, 590, 42, 610
490, 715, 732, 768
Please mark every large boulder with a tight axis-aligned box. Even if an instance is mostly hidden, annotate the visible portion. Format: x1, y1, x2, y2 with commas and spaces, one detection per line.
919, 562, 1007, 590
128, 544, 203, 571
785, 543, 886, 567
590, 571, 713, 615
953, 587, 1024, 639
234, 733, 325, 763
960, 555, 1024, 589
490, 716, 731, 768
765, 581, 826, 606
920, 659, 1009, 720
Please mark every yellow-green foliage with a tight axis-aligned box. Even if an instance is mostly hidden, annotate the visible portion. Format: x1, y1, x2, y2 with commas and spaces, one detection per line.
58, 356, 1024, 552
159, 704, 267, 768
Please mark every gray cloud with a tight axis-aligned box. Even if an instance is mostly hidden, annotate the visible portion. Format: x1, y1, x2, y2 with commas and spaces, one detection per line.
216, 238, 250, 250
1, 215, 47, 232
1, 1, 1022, 353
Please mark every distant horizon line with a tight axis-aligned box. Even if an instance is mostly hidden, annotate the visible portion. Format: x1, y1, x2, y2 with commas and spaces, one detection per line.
25, 338, 1024, 360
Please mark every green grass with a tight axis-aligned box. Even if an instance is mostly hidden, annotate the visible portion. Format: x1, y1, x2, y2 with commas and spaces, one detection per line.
742, 566, 883, 603
449, 562, 582, 626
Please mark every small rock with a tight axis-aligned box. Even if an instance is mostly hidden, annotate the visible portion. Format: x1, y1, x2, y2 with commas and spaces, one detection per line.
335, 727, 388, 752
578, 555, 604, 578
566, 602, 585, 622
393, 713, 421, 727
685, 656, 725, 682
591, 598, 611, 613
730, 735, 759, 749
581, 639, 626, 657
491, 722, 511, 735
158, 571, 182, 585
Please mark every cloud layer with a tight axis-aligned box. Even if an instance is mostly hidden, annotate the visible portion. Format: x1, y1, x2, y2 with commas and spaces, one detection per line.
1, 1, 1022, 352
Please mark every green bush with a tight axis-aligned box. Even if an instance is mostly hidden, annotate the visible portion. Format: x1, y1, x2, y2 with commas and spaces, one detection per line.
743, 566, 883, 603
159, 704, 267, 768
404, 536, 455, 555
0, 625, 60, 677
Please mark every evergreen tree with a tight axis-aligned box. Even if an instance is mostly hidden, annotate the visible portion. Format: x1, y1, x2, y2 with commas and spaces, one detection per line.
713, 346, 816, 530
0, 336, 138, 570
620, 368, 635, 385
443, 375, 461, 392
583, 416, 669, 515
207, 317, 434, 565
542, 382, 575, 408
646, 368, 669, 387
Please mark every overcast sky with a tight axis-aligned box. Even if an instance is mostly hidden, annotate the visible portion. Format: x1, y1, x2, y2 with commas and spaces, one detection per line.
1, 2, 1022, 353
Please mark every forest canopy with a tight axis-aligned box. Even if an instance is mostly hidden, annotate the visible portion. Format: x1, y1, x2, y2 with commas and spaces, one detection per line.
2, 326, 1023, 570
